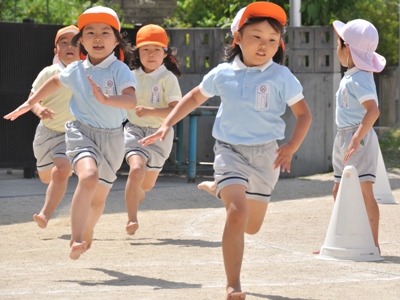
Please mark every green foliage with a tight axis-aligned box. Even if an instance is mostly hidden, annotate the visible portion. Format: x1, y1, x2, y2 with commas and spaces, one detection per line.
379, 129, 400, 169
300, 0, 399, 66
0, 0, 129, 27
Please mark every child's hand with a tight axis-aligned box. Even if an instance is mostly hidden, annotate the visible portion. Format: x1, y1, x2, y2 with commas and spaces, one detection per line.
135, 106, 154, 118
87, 75, 107, 104
274, 143, 296, 173
3, 103, 32, 121
343, 139, 360, 164
139, 125, 171, 147
31, 105, 55, 120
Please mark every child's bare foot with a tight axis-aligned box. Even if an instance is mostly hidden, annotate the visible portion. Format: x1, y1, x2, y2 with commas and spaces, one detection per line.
83, 230, 94, 250
198, 181, 216, 196
33, 214, 48, 228
70, 241, 87, 260
313, 249, 320, 254
226, 288, 246, 299
126, 221, 139, 235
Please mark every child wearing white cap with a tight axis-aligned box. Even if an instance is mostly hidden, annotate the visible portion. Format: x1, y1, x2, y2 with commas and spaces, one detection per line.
139, 2, 312, 298
4, 6, 137, 260
19, 25, 80, 229
327, 19, 386, 253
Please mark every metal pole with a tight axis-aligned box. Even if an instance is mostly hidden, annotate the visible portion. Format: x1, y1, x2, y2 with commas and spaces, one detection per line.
290, 0, 301, 27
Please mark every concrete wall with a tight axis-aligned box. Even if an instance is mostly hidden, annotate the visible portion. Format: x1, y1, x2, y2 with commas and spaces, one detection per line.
162, 26, 343, 178
114, 0, 177, 25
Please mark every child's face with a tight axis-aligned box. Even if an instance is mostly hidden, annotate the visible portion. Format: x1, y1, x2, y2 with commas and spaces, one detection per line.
80, 23, 119, 65
234, 20, 281, 67
55, 32, 80, 66
138, 44, 167, 73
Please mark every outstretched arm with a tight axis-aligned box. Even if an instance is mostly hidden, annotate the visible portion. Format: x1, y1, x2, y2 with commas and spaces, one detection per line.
87, 76, 137, 110
139, 86, 208, 146
135, 101, 178, 118
343, 99, 379, 163
274, 99, 312, 172
4, 75, 62, 121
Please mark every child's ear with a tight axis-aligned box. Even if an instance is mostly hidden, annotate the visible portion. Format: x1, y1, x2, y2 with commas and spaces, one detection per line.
233, 31, 242, 45
54, 47, 57, 55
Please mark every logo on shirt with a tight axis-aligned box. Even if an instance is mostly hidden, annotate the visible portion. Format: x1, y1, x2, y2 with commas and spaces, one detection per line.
151, 85, 161, 104
340, 88, 349, 109
104, 79, 115, 96
255, 84, 270, 111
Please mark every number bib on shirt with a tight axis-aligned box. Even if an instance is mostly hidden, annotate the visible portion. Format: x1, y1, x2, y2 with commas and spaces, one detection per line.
255, 84, 270, 111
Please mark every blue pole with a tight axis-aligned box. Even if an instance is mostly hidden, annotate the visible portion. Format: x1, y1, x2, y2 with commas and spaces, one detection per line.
188, 115, 198, 182
175, 121, 183, 167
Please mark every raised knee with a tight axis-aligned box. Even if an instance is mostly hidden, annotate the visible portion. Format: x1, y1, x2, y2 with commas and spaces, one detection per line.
141, 182, 155, 192
245, 224, 262, 235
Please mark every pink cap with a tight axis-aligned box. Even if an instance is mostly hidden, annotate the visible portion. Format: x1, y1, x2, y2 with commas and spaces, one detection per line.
333, 19, 386, 73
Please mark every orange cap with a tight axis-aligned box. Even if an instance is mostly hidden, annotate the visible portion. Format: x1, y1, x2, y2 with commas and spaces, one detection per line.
54, 25, 79, 46
78, 6, 120, 32
232, 2, 287, 32
136, 24, 168, 48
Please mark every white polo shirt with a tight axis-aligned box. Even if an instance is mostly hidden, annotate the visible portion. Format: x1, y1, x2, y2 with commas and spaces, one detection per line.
199, 55, 304, 145
335, 67, 378, 128
32, 61, 75, 132
127, 65, 181, 128
59, 53, 137, 129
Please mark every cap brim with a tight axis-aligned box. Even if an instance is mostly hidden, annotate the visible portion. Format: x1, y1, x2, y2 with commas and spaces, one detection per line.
350, 46, 386, 73
136, 41, 168, 48
332, 20, 345, 40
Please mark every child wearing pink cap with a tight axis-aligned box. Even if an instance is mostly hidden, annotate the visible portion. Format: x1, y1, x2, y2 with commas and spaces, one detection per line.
4, 6, 137, 260
319, 19, 386, 254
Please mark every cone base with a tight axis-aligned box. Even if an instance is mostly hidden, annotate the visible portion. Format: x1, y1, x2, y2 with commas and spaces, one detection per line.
316, 246, 383, 262
375, 194, 397, 204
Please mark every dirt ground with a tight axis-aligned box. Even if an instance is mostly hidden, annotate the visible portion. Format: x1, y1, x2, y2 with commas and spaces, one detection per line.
0, 168, 399, 300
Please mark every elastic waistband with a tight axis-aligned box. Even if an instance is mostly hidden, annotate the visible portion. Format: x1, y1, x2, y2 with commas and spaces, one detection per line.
70, 120, 122, 134
219, 140, 276, 149
337, 124, 360, 132
39, 122, 65, 134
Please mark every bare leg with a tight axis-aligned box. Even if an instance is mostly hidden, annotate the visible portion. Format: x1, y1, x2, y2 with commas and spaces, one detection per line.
34, 157, 71, 228
220, 184, 248, 299
125, 155, 146, 235
69, 157, 98, 260
198, 180, 217, 196
245, 199, 268, 235
82, 183, 110, 250
360, 181, 380, 251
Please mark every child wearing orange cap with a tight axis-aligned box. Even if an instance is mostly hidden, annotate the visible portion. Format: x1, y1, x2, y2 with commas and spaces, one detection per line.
139, 2, 311, 298
124, 24, 182, 235
20, 25, 80, 229
4, 6, 137, 260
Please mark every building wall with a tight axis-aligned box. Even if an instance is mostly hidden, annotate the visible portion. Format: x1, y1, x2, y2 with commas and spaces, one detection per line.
114, 0, 177, 25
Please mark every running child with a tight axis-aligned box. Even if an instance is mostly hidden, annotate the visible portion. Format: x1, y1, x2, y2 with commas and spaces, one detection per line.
139, 2, 312, 298
4, 6, 137, 260
28, 25, 80, 229
124, 24, 182, 235
323, 19, 385, 252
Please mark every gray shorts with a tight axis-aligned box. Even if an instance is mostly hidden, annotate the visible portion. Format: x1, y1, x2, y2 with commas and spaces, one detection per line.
65, 120, 124, 188
32, 123, 68, 172
333, 125, 379, 183
214, 140, 280, 202
124, 122, 174, 172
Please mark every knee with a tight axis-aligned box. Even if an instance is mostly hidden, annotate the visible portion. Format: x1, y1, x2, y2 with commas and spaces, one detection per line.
245, 222, 262, 235
226, 207, 247, 230
79, 170, 98, 187
141, 182, 155, 192
128, 165, 145, 182
52, 165, 71, 182
38, 172, 51, 184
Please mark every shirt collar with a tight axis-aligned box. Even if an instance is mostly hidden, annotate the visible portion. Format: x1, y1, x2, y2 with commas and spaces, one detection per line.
232, 55, 273, 71
82, 52, 117, 69
136, 64, 167, 79
344, 67, 363, 78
